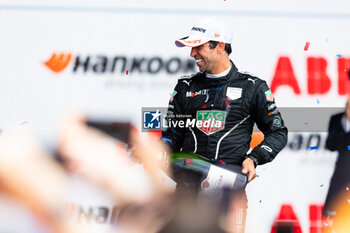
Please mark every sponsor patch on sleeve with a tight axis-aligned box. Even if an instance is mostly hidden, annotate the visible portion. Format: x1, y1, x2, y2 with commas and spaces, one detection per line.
170, 90, 177, 102
261, 145, 273, 153
265, 89, 274, 102
268, 103, 276, 110
272, 115, 282, 127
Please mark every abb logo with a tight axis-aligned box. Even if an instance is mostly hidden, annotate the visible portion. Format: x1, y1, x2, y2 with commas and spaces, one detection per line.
43, 53, 72, 73
270, 204, 332, 233
271, 57, 350, 95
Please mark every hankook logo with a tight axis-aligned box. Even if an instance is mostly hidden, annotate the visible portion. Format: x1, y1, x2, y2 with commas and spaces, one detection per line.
43, 53, 196, 75
44, 53, 72, 73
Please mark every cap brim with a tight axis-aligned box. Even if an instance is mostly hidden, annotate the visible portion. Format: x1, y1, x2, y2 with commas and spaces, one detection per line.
175, 36, 208, 48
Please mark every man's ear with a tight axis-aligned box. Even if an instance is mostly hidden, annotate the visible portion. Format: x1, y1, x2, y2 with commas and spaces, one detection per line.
217, 42, 226, 54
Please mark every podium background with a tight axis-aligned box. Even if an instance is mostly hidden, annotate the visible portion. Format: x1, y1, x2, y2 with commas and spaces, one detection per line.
0, 0, 349, 232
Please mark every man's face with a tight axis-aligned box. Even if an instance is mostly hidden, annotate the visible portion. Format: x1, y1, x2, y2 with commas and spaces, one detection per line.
190, 42, 218, 74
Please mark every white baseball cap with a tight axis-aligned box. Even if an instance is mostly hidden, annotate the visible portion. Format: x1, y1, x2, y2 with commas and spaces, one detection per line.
175, 17, 233, 48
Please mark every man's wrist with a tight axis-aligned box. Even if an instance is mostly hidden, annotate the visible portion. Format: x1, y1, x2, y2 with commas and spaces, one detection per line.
245, 154, 258, 167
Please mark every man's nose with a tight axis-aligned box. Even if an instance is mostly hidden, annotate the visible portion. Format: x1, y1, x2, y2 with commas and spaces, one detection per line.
190, 47, 197, 57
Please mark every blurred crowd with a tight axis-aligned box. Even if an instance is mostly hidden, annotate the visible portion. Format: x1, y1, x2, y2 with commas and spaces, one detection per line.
1, 111, 349, 233
0, 114, 238, 233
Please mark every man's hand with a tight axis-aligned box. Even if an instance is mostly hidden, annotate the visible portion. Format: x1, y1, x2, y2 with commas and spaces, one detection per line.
242, 158, 256, 183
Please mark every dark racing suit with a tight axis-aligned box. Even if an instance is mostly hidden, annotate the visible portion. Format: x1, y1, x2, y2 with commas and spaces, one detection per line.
162, 61, 288, 233
162, 62, 288, 166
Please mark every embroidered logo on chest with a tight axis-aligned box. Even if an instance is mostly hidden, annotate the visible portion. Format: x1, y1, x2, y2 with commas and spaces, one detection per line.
226, 87, 242, 100
186, 89, 209, 98
196, 110, 226, 135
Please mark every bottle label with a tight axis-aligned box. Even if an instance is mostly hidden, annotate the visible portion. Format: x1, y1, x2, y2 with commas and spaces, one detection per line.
200, 165, 237, 194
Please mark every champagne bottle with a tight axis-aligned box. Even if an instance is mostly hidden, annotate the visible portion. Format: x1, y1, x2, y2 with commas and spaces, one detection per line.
170, 152, 247, 195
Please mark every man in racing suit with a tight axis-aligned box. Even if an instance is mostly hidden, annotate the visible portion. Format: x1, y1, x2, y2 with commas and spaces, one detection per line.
162, 17, 288, 232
